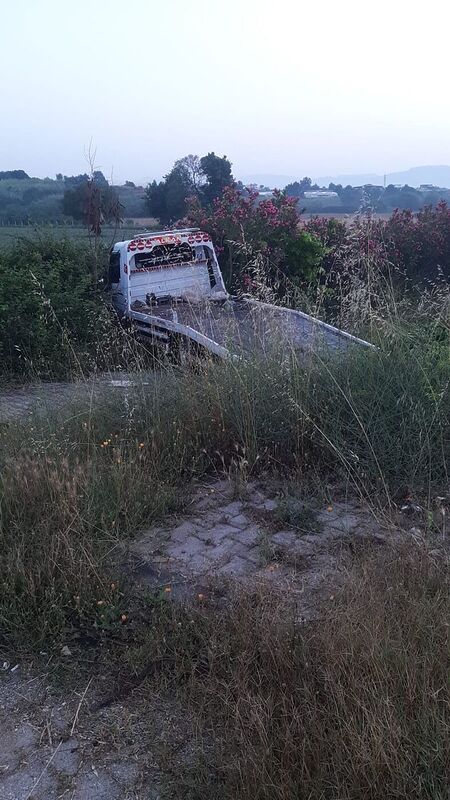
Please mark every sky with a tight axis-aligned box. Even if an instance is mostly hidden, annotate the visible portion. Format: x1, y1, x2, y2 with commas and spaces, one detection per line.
1, 0, 449, 184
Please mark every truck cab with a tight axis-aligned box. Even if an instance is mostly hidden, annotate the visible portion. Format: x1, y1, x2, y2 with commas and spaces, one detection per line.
109, 228, 227, 317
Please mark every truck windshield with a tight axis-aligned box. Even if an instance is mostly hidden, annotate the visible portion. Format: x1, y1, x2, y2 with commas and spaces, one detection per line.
134, 243, 194, 270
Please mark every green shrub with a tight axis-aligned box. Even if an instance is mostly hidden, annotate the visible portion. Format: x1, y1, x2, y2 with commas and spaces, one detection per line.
0, 236, 121, 377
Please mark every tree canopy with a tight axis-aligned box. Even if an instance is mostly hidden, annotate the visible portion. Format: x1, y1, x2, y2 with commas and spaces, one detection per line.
145, 153, 234, 223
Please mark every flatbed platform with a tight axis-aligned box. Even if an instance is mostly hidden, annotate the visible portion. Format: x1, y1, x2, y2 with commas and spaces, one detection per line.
130, 297, 374, 359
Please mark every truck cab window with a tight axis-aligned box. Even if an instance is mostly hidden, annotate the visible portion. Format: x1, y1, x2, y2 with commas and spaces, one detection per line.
204, 246, 217, 287
109, 251, 120, 283
134, 243, 194, 270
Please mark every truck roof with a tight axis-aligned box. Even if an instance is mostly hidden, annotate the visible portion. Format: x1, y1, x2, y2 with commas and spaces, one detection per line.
113, 228, 203, 249
114, 228, 214, 253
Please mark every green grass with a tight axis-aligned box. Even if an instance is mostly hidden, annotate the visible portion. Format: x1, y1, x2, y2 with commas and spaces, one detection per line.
0, 223, 155, 249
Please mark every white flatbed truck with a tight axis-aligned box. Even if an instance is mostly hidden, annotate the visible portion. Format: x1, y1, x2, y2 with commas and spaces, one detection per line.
109, 228, 373, 359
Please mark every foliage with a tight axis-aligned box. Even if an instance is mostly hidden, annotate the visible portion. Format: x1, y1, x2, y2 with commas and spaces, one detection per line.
200, 151, 234, 204
62, 178, 122, 234
145, 164, 191, 225
304, 203, 450, 294
0, 177, 64, 223
186, 185, 324, 292
145, 152, 234, 224
0, 170, 29, 180
285, 176, 450, 213
0, 237, 118, 377
285, 176, 315, 197
0, 173, 144, 223
0, 293, 447, 648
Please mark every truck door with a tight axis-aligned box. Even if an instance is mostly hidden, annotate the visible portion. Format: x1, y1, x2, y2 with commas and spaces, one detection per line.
109, 250, 127, 316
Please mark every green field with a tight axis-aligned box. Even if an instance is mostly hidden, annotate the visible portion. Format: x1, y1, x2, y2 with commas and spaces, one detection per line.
0, 223, 157, 250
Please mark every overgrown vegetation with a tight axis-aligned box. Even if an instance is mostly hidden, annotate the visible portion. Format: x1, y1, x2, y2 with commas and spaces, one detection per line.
186, 187, 450, 299
127, 549, 449, 800
0, 237, 118, 377
0, 204, 448, 797
0, 293, 447, 649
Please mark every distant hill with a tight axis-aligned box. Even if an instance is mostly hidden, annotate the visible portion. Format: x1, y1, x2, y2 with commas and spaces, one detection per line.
316, 165, 450, 189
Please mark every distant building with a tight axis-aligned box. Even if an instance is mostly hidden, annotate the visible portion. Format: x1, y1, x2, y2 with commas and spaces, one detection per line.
418, 184, 441, 192
304, 190, 339, 199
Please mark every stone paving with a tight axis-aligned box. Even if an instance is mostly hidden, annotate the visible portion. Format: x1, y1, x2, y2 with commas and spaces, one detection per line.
130, 477, 391, 610
0, 669, 166, 799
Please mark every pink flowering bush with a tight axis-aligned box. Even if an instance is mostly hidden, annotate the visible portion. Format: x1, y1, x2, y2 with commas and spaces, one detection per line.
305, 204, 450, 288
185, 186, 449, 321
185, 186, 324, 295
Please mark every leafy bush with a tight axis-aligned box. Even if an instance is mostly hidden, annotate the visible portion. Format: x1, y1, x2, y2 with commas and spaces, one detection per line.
305, 203, 450, 291
186, 185, 324, 293
0, 236, 118, 377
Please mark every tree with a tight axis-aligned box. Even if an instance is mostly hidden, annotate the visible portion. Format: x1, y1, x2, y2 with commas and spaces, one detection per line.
284, 177, 313, 198
62, 178, 122, 231
63, 173, 90, 189
200, 152, 234, 204
145, 152, 234, 223
145, 180, 168, 222
0, 170, 29, 180
174, 154, 205, 194
92, 170, 108, 188
125, 180, 136, 188
145, 162, 195, 224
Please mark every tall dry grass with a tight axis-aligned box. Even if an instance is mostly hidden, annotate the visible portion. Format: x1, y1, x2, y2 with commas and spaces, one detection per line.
0, 290, 448, 648
112, 546, 449, 800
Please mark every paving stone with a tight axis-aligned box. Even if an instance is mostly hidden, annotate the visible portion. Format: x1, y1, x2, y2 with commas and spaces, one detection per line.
189, 552, 214, 572
1, 764, 57, 800
229, 541, 257, 561
220, 500, 243, 517
230, 527, 260, 546
271, 531, 298, 548
52, 737, 80, 776
72, 768, 122, 800
271, 531, 316, 560
317, 503, 358, 526
218, 556, 253, 577
205, 537, 237, 562
228, 513, 249, 529
327, 512, 361, 532
166, 536, 205, 562
245, 546, 262, 564
195, 524, 238, 543
189, 511, 211, 529
170, 521, 197, 541
191, 495, 217, 511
